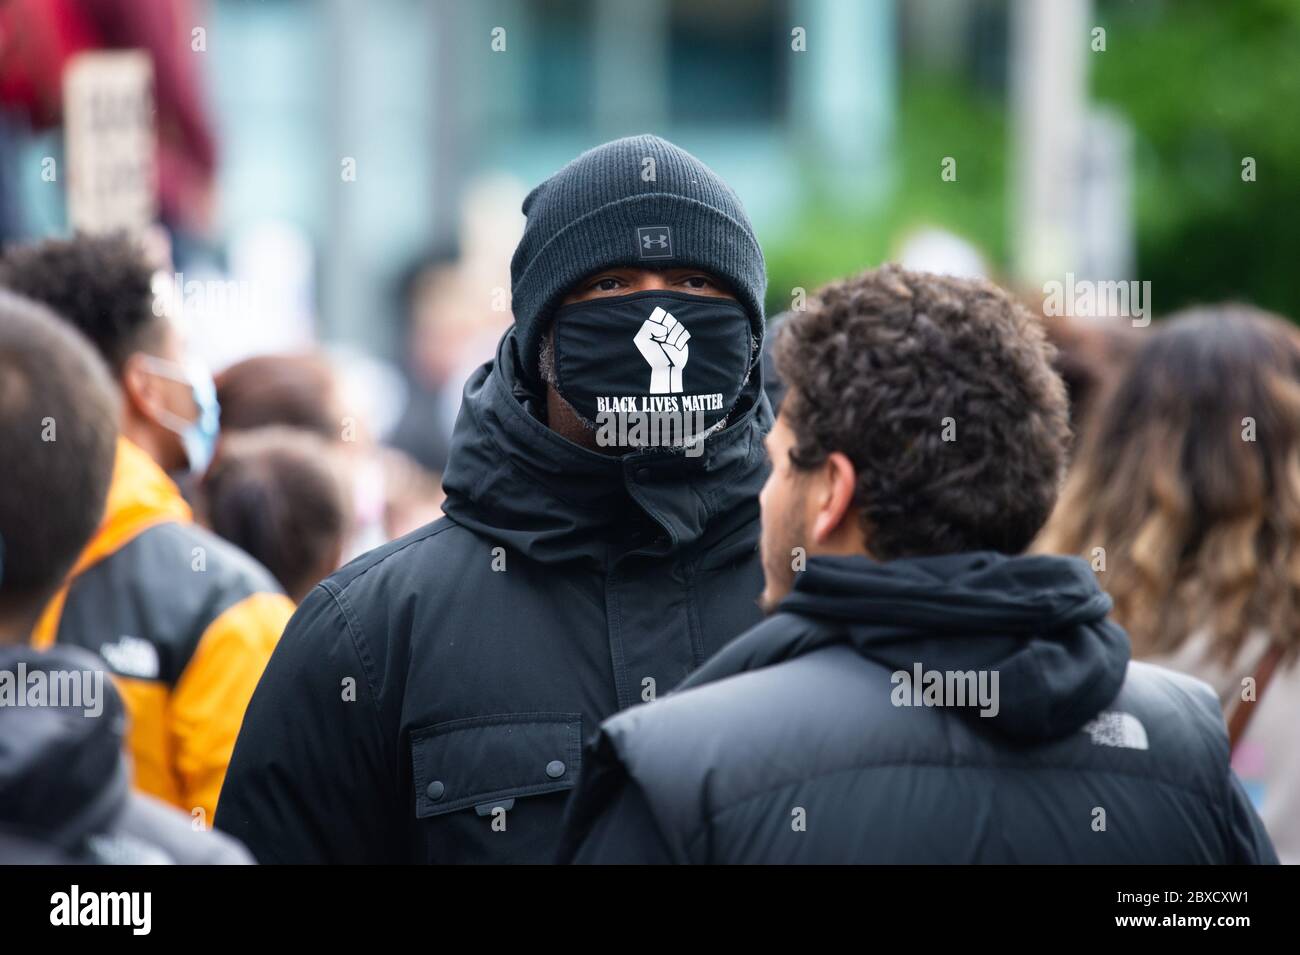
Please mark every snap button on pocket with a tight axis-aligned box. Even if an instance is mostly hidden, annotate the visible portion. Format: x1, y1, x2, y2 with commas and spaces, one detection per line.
410, 713, 582, 819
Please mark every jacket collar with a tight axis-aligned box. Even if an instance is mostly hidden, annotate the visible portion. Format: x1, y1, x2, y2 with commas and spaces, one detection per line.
71, 437, 191, 578
30, 438, 191, 650
440, 327, 771, 565
677, 553, 1130, 741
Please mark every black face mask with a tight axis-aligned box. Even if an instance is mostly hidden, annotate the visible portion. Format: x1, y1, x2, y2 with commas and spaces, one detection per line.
552, 290, 753, 444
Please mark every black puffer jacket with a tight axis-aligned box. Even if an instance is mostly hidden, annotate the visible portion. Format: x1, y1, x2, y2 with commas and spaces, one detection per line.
560, 553, 1278, 864
216, 327, 771, 863
0, 644, 251, 864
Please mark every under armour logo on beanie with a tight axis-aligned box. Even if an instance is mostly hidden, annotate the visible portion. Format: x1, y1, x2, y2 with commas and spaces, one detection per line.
509, 135, 767, 380
637, 226, 673, 259
552, 289, 753, 445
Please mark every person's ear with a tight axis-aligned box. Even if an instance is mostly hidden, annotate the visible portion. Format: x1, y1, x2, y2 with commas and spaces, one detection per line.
810, 451, 858, 545
120, 353, 163, 422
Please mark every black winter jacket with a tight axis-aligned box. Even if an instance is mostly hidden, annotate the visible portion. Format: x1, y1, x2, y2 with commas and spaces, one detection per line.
215, 328, 771, 862
559, 553, 1279, 864
0, 644, 251, 864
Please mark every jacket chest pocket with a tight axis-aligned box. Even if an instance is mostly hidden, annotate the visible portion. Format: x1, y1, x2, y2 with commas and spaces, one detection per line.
411, 712, 582, 818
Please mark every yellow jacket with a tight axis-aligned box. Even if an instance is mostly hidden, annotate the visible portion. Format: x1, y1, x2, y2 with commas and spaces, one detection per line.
33, 437, 294, 824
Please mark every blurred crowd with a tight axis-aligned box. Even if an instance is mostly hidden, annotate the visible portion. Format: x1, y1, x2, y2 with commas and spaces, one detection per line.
0, 2, 1295, 869
0, 194, 1297, 864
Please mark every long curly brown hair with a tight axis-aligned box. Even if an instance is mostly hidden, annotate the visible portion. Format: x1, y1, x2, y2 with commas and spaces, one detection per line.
1036, 305, 1300, 661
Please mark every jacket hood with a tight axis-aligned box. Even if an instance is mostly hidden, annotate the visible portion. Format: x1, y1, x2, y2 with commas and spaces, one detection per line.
0, 643, 129, 850
682, 551, 1130, 740
440, 327, 771, 565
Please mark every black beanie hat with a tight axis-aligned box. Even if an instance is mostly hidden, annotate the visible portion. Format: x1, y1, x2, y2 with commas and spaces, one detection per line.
509, 134, 766, 372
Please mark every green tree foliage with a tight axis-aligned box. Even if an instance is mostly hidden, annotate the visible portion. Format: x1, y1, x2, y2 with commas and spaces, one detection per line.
1091, 0, 1300, 318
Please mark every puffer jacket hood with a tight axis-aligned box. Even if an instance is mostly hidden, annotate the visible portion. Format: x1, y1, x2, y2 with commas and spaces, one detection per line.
682, 551, 1130, 741
0, 643, 253, 863
0, 643, 129, 850
440, 326, 771, 566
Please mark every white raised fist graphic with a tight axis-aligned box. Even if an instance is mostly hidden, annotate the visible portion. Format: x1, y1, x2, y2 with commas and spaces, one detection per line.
633, 306, 690, 394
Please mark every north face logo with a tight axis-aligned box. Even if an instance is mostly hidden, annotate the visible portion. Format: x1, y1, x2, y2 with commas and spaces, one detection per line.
1081, 711, 1149, 750
633, 306, 690, 394
637, 226, 672, 259
99, 634, 160, 680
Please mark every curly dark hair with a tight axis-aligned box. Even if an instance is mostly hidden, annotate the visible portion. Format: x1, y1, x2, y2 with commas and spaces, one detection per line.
774, 264, 1070, 559
0, 232, 161, 376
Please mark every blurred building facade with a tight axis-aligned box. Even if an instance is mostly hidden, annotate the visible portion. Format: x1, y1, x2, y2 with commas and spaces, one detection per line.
5, 0, 1292, 359
210, 0, 898, 355
4, 0, 897, 358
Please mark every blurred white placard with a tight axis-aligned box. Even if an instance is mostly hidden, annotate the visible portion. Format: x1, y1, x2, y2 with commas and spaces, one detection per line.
63, 51, 157, 234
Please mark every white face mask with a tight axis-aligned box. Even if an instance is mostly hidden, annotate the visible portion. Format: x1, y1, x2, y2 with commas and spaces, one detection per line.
136, 354, 222, 474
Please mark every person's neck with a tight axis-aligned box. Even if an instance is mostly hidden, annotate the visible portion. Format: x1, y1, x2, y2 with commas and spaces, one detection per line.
815, 522, 872, 559
120, 415, 166, 464
0, 610, 37, 646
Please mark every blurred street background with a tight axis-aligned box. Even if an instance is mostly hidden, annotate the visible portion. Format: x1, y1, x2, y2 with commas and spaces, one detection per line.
1, 0, 1297, 472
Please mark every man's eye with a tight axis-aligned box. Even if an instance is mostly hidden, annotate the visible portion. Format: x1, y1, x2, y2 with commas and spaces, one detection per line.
592, 277, 623, 291
682, 276, 713, 289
